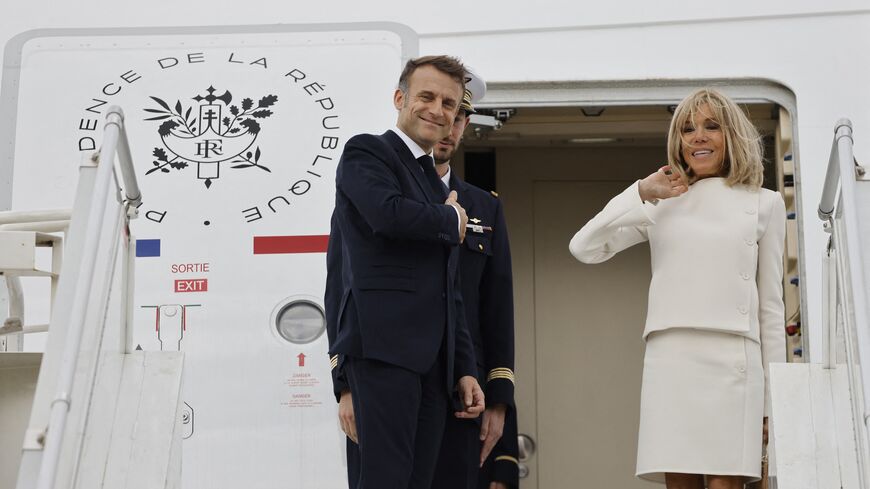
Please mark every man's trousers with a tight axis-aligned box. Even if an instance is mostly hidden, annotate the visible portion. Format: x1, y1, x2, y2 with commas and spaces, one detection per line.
345, 354, 448, 489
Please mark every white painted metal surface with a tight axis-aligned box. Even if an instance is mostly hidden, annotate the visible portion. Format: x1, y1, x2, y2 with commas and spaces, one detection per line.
31, 110, 134, 489
0, 353, 40, 489
0, 233, 60, 353
0, 233, 59, 276
0, 223, 68, 233
815, 120, 870, 487
0, 211, 71, 226
104, 107, 142, 210
15, 139, 133, 489
100, 352, 183, 489
773, 118, 870, 488
2, 275, 24, 353
769, 363, 860, 489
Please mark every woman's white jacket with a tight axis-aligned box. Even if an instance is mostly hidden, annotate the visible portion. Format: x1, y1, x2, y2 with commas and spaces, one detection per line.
569, 178, 787, 414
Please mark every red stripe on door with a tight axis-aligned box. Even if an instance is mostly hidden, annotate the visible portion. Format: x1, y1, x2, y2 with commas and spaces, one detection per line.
253, 235, 330, 254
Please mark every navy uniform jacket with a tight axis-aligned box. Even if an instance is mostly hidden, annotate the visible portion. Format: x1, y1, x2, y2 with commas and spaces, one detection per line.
325, 212, 348, 395
325, 130, 477, 398
450, 172, 519, 486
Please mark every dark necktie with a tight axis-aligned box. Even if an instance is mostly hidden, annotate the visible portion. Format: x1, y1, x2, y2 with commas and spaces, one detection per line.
417, 155, 447, 201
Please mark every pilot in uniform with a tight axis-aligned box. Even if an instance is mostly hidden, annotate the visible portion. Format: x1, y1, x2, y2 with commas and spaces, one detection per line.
430, 71, 520, 489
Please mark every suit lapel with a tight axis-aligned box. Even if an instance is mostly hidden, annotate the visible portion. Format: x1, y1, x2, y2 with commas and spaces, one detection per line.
384, 130, 434, 203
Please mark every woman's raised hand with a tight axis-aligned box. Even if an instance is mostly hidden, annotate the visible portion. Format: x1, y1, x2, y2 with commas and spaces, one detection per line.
638, 165, 688, 202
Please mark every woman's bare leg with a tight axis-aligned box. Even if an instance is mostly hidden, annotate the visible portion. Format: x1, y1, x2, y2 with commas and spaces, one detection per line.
665, 473, 704, 489
707, 474, 747, 489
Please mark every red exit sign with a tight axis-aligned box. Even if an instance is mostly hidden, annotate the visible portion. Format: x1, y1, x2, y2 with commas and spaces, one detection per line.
175, 279, 208, 293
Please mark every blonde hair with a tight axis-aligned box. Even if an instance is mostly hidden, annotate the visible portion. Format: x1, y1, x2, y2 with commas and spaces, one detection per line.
666, 88, 764, 188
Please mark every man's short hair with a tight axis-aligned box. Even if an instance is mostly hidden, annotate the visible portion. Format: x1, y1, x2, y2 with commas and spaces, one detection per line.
397, 55, 466, 94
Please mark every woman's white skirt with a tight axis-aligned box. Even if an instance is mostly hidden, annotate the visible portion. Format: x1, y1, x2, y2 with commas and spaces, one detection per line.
636, 328, 764, 483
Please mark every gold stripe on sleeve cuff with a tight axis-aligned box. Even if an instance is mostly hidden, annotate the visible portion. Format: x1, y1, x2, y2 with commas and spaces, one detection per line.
330, 355, 338, 369
487, 368, 515, 384
494, 455, 519, 465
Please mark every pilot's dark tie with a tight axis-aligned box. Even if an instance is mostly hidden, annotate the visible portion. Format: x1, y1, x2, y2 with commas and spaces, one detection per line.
417, 154, 447, 201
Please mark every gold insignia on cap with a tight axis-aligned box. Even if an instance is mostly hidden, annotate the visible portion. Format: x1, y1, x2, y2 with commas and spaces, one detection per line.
459, 88, 475, 114
487, 368, 515, 384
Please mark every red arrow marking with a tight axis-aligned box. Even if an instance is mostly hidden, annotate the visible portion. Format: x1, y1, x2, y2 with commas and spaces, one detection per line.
297, 353, 306, 367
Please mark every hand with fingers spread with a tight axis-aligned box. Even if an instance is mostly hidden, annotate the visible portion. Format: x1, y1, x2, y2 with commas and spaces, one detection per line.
638, 165, 688, 202
478, 404, 507, 467
454, 375, 485, 419
445, 190, 468, 243
338, 390, 357, 443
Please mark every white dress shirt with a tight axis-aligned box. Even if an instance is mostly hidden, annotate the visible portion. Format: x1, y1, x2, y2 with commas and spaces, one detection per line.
392, 125, 428, 160
440, 166, 451, 190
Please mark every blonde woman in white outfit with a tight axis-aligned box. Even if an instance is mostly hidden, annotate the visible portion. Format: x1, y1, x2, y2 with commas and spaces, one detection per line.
569, 88, 786, 489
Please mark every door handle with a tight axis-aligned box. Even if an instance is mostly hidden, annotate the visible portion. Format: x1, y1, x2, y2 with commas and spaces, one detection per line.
517, 434, 536, 479
518, 433, 536, 460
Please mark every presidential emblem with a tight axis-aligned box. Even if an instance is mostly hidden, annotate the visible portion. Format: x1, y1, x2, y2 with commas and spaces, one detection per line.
144, 86, 279, 188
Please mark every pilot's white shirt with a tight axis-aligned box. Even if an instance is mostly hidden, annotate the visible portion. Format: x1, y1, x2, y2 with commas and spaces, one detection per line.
569, 177, 786, 414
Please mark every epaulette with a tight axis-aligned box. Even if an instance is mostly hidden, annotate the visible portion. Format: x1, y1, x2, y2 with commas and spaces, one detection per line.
490, 190, 499, 198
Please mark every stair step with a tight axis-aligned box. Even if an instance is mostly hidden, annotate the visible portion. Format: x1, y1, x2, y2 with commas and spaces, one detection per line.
770, 363, 862, 489
75, 351, 183, 489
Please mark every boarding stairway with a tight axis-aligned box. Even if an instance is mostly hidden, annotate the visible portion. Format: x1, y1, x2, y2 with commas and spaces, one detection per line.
769, 120, 870, 489
0, 107, 183, 489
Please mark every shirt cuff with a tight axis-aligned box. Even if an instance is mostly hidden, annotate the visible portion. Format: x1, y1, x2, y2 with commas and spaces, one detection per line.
450, 203, 461, 235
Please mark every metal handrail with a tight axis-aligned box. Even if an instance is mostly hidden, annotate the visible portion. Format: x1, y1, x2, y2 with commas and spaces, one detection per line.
0, 210, 71, 225
823, 247, 837, 370
0, 321, 48, 336
1, 275, 24, 346
818, 118, 870, 446
0, 221, 69, 233
105, 107, 142, 210
33, 106, 140, 489
819, 119, 860, 221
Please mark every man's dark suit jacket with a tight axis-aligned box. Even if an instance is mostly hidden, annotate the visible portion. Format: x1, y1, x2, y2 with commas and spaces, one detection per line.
325, 130, 477, 395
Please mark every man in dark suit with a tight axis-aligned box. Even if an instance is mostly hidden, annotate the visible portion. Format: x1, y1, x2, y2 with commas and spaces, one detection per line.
428, 71, 519, 489
325, 55, 485, 489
